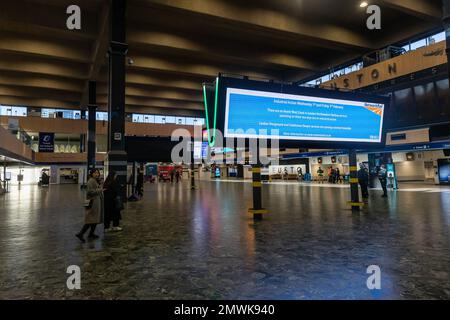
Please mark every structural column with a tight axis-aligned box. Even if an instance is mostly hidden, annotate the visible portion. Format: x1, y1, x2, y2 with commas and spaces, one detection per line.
443, 0, 450, 86
3, 158, 6, 191
190, 139, 196, 189
87, 81, 97, 182
348, 149, 363, 211
105, 0, 128, 199
248, 142, 267, 220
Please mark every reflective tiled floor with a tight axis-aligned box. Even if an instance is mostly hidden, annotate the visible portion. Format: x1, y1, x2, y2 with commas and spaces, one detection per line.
0, 181, 449, 299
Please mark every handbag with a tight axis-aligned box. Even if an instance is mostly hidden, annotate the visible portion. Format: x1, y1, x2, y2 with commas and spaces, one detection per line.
115, 196, 124, 211
83, 199, 93, 209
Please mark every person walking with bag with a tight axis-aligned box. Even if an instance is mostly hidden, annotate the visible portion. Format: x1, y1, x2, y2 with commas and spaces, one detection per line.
76, 169, 104, 243
103, 171, 123, 232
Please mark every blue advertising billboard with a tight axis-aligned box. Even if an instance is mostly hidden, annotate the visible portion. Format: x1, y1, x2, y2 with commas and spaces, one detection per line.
38, 132, 55, 153
224, 88, 384, 143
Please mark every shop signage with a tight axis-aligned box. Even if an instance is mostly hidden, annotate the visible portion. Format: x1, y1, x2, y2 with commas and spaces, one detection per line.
282, 141, 450, 160
38, 132, 55, 153
269, 165, 306, 175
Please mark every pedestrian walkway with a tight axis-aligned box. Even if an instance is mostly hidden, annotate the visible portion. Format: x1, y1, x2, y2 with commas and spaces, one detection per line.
0, 181, 449, 299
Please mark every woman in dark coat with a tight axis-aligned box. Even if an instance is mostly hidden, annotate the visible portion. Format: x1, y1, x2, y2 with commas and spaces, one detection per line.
103, 171, 123, 232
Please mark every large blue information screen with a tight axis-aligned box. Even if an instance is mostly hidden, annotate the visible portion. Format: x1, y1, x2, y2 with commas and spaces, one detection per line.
224, 88, 385, 143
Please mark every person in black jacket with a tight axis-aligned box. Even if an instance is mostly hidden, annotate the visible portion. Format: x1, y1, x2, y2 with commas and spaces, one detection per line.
378, 164, 388, 198
103, 171, 123, 232
136, 168, 144, 198
358, 164, 370, 200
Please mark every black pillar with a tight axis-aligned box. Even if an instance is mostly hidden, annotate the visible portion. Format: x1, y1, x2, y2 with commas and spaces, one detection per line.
248, 142, 267, 220
105, 0, 128, 199
349, 149, 362, 211
131, 161, 136, 194
443, 1, 450, 84
87, 81, 97, 182
190, 139, 196, 189
3, 158, 6, 191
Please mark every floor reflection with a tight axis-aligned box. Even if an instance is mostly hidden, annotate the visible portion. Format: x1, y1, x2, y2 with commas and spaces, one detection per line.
0, 181, 449, 299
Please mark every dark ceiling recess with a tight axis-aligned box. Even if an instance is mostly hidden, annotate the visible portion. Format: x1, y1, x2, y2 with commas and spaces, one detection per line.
430, 123, 450, 142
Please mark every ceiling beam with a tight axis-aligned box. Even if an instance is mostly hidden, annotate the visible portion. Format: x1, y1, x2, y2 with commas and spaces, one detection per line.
125, 70, 208, 91
24, 0, 105, 11
0, 53, 89, 80
0, 71, 84, 93
79, 0, 111, 108
98, 84, 202, 102
0, 1, 98, 37
0, 95, 79, 109
132, 0, 376, 52
97, 95, 203, 111
127, 27, 317, 71
378, 0, 442, 22
374, 18, 442, 48
127, 50, 283, 80
0, 84, 81, 102
0, 31, 92, 63
0, 19, 96, 42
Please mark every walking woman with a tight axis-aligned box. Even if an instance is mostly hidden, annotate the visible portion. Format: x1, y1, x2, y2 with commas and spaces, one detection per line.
76, 169, 103, 243
103, 171, 123, 232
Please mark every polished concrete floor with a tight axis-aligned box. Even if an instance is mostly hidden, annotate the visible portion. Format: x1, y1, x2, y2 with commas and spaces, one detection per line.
0, 180, 449, 300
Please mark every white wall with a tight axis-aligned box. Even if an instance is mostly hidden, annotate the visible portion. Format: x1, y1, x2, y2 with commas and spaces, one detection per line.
386, 128, 430, 145
392, 151, 450, 181
1, 167, 48, 185
244, 166, 253, 179
394, 161, 426, 181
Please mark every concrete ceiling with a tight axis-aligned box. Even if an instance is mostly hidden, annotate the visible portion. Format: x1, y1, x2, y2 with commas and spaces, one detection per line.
0, 0, 444, 116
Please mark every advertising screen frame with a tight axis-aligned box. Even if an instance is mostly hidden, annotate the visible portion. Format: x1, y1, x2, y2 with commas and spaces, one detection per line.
206, 76, 389, 149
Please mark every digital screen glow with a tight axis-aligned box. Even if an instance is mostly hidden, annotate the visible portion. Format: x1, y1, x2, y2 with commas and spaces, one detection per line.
224, 88, 384, 143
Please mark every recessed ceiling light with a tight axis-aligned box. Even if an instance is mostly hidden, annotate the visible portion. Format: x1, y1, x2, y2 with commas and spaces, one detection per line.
360, 1, 369, 8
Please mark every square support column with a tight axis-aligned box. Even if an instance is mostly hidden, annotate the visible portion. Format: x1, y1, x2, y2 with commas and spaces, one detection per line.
87, 81, 97, 180
248, 142, 267, 220
349, 149, 363, 211
443, 1, 450, 86
105, 0, 128, 199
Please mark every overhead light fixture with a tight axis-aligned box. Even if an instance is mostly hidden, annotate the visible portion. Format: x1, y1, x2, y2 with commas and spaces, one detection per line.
360, 1, 369, 8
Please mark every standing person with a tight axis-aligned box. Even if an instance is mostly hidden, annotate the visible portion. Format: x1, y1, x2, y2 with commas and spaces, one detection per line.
335, 167, 341, 184
331, 168, 336, 183
76, 169, 103, 243
175, 170, 181, 183
170, 169, 175, 183
298, 168, 303, 181
378, 164, 388, 198
317, 167, 324, 184
103, 171, 123, 232
358, 164, 369, 200
41, 170, 49, 186
136, 168, 144, 198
